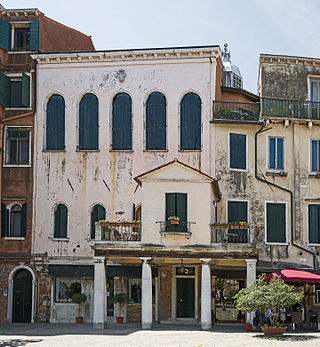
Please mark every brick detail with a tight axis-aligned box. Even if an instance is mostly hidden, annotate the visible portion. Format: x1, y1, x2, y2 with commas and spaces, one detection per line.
127, 304, 141, 323
159, 266, 172, 320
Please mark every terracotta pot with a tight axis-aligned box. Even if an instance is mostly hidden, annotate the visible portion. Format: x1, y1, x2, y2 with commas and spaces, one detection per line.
261, 326, 286, 336
170, 219, 180, 225
76, 316, 83, 324
245, 324, 252, 331
116, 317, 124, 324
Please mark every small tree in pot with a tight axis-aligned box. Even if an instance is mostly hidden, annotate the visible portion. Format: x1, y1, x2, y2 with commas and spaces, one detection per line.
71, 293, 87, 324
113, 293, 126, 324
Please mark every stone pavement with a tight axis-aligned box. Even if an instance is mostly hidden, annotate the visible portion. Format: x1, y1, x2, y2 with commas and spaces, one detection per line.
0, 323, 320, 347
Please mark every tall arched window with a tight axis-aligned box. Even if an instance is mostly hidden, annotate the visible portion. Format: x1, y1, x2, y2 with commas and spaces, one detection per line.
90, 204, 106, 239
112, 93, 132, 150
180, 93, 201, 150
79, 93, 99, 150
146, 92, 166, 150
54, 203, 68, 239
1, 203, 27, 237
46, 95, 65, 150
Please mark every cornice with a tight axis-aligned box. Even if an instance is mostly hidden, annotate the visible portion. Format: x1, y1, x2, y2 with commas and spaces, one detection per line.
260, 54, 320, 68
32, 46, 220, 65
1, 8, 40, 17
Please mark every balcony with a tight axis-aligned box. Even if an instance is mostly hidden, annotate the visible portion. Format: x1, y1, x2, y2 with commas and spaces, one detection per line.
157, 221, 194, 234
211, 223, 250, 244
212, 101, 260, 122
261, 98, 320, 120
97, 221, 141, 241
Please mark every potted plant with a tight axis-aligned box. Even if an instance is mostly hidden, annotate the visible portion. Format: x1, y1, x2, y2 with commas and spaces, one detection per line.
113, 292, 126, 324
234, 275, 304, 336
168, 216, 180, 225
245, 320, 252, 331
71, 292, 87, 324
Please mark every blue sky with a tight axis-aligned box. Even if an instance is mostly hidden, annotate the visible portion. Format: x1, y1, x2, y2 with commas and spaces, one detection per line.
2, 0, 320, 93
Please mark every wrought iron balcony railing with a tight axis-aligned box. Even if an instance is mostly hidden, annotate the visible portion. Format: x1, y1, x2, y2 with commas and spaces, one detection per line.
212, 101, 260, 122
261, 97, 320, 120
157, 221, 194, 234
98, 222, 141, 241
211, 225, 250, 243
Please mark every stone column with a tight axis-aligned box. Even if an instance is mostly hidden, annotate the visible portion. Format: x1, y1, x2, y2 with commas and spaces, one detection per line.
246, 259, 257, 324
200, 258, 212, 330
93, 256, 107, 329
141, 257, 152, 329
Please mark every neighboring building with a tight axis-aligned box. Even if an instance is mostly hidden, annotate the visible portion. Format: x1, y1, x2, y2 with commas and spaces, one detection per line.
0, 4, 94, 323
31, 45, 259, 328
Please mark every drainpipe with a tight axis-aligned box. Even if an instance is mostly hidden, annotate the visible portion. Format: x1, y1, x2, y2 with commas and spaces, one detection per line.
255, 123, 316, 269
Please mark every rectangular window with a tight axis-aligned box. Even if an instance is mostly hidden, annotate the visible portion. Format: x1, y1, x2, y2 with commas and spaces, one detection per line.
266, 203, 286, 243
5, 128, 30, 166
55, 278, 81, 303
14, 27, 30, 49
127, 278, 155, 304
229, 133, 247, 170
309, 204, 320, 244
227, 201, 248, 243
311, 140, 320, 173
165, 193, 187, 232
269, 137, 284, 170
311, 79, 320, 102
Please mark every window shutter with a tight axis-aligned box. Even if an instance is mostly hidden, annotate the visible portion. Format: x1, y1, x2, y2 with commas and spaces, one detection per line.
0, 71, 10, 107
277, 138, 284, 170
230, 133, 246, 170
165, 193, 176, 221
21, 203, 27, 237
132, 203, 136, 220
238, 134, 246, 169
309, 205, 320, 244
29, 22, 39, 51
0, 18, 11, 50
228, 201, 247, 223
267, 203, 286, 243
22, 73, 30, 108
90, 205, 98, 239
54, 204, 68, 238
46, 95, 65, 150
269, 137, 276, 169
311, 140, 319, 172
1, 203, 8, 237
176, 193, 187, 222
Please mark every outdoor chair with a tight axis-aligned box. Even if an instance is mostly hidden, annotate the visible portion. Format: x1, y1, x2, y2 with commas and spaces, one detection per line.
292, 311, 302, 331
308, 311, 318, 331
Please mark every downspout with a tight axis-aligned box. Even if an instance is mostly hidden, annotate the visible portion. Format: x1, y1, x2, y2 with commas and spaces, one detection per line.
255, 123, 316, 269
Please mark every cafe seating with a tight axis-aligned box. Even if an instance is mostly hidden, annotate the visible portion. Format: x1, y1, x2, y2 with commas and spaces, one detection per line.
292, 311, 303, 330
308, 311, 318, 331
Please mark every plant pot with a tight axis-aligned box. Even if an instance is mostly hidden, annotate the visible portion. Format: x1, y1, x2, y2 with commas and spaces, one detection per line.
116, 317, 124, 324
76, 316, 83, 324
240, 225, 248, 229
245, 324, 252, 331
261, 326, 286, 336
170, 219, 180, 225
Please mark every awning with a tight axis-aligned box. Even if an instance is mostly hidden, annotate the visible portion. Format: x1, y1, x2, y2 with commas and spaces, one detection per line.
265, 268, 320, 284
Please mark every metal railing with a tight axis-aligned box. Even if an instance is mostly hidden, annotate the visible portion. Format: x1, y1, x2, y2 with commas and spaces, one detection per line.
157, 221, 194, 233
211, 227, 250, 243
212, 101, 260, 121
98, 222, 141, 241
261, 97, 320, 120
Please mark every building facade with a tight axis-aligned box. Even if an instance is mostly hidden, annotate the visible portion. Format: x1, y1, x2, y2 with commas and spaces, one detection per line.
0, 4, 94, 323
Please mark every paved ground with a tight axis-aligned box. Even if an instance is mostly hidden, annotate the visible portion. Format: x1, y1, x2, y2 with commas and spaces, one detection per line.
0, 323, 320, 347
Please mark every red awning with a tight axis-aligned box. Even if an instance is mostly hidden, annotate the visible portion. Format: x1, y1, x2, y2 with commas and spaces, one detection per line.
265, 268, 320, 284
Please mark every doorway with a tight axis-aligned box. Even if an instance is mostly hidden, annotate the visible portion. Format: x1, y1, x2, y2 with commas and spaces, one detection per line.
176, 278, 195, 318
12, 269, 32, 323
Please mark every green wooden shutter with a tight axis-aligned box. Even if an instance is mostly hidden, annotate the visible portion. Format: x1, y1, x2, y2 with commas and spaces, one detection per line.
227, 201, 247, 223
0, 18, 11, 50
29, 22, 39, 51
90, 205, 98, 239
1, 203, 8, 237
22, 73, 30, 108
165, 193, 176, 221
267, 203, 286, 243
46, 95, 65, 150
176, 193, 187, 222
54, 204, 68, 238
0, 71, 10, 107
309, 205, 320, 244
21, 203, 27, 237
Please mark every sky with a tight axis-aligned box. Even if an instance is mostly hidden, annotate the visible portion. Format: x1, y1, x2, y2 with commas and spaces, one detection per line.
2, 0, 320, 93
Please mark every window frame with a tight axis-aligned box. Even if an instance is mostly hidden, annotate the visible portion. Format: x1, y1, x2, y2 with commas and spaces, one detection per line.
228, 132, 248, 171
51, 203, 69, 241
54, 277, 82, 304
265, 201, 288, 245
3, 126, 32, 167
267, 136, 285, 172
308, 203, 320, 246
5, 72, 32, 110
88, 203, 106, 240
2, 202, 27, 240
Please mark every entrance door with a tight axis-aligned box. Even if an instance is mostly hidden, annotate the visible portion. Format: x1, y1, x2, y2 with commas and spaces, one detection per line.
12, 269, 32, 323
176, 278, 195, 318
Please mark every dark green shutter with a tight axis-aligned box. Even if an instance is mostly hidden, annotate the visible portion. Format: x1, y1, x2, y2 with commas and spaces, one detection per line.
0, 18, 11, 50
90, 204, 106, 239
267, 203, 286, 243
309, 205, 320, 244
228, 201, 247, 223
21, 203, 27, 237
0, 71, 10, 107
277, 138, 284, 170
165, 194, 176, 221
230, 133, 246, 170
176, 193, 187, 222
180, 93, 201, 150
29, 22, 39, 51
22, 73, 30, 108
46, 95, 65, 150
1, 203, 8, 237
269, 137, 276, 169
54, 204, 68, 238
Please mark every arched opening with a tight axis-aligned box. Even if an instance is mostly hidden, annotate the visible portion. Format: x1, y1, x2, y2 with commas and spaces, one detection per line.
12, 269, 32, 322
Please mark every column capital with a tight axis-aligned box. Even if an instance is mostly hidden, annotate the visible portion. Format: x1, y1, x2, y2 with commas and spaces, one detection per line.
200, 258, 212, 264
140, 257, 152, 263
94, 256, 106, 264
246, 259, 257, 265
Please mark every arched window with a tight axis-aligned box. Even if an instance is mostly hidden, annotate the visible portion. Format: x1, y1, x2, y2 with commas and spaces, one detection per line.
1, 203, 27, 237
112, 93, 132, 150
46, 95, 65, 150
90, 204, 106, 239
54, 204, 68, 239
146, 92, 166, 150
79, 93, 99, 150
180, 93, 201, 150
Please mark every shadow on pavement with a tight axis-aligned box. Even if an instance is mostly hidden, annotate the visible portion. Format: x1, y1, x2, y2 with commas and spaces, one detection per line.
254, 334, 319, 342
0, 339, 42, 347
